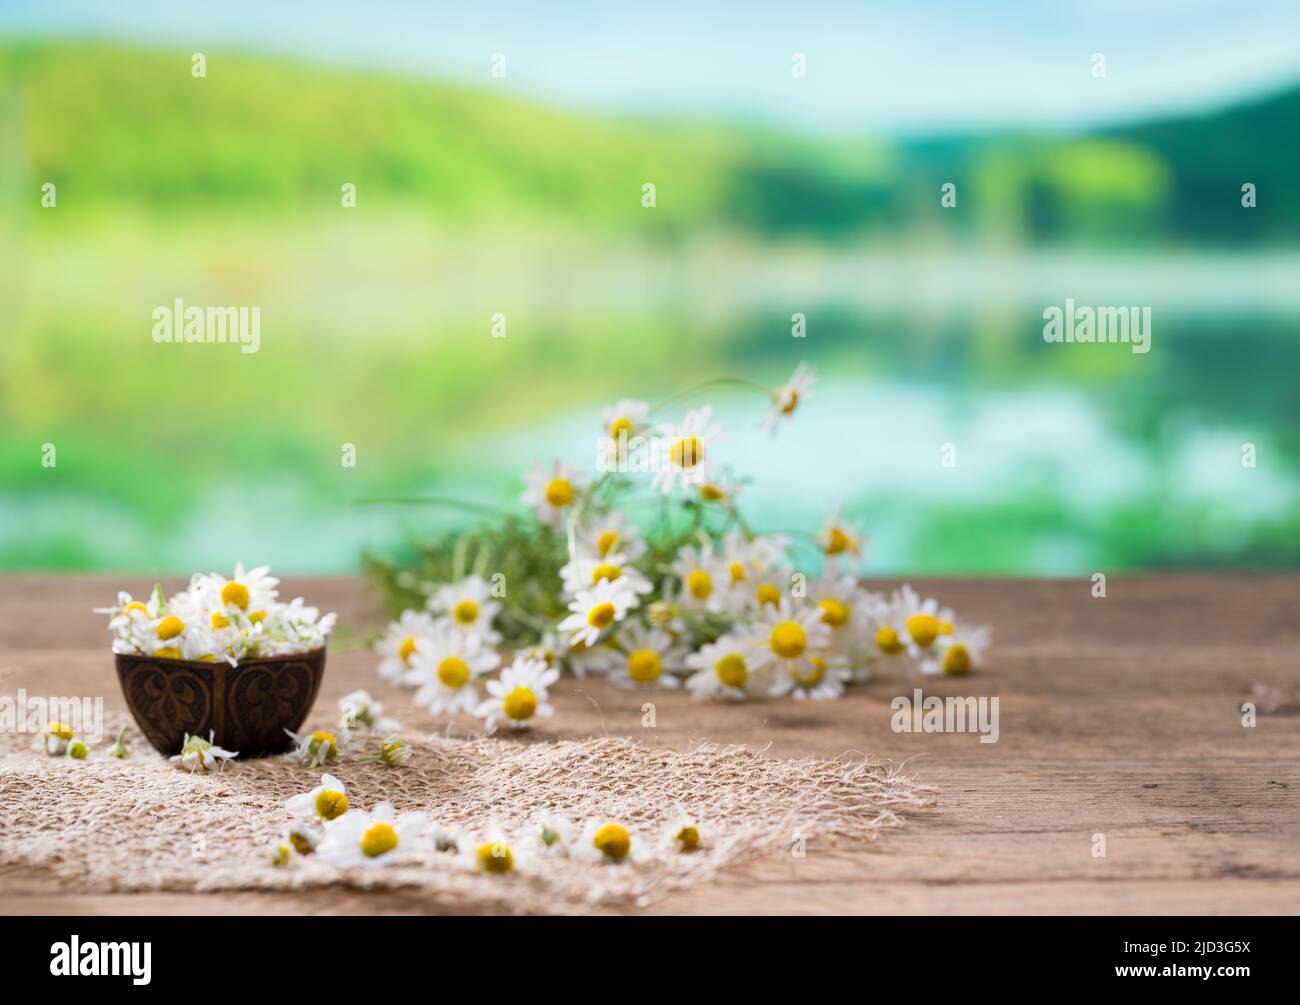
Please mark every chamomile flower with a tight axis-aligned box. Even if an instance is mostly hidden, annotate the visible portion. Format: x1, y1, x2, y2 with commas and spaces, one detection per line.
559, 552, 653, 601
337, 689, 391, 731
374, 735, 411, 768
315, 802, 431, 869
285, 773, 350, 823
817, 507, 865, 561
685, 635, 763, 702
464, 824, 526, 875
574, 819, 647, 865
925, 622, 992, 677
169, 730, 238, 772
286, 727, 351, 770
768, 650, 852, 701
805, 568, 871, 663
600, 399, 652, 465
761, 362, 816, 434
532, 813, 575, 858
579, 510, 645, 561
697, 479, 741, 506
405, 626, 500, 716
522, 458, 584, 531
375, 609, 439, 683
719, 531, 788, 613
286, 821, 320, 855
427, 575, 503, 645
473, 655, 559, 734
652, 405, 725, 495
268, 840, 295, 867
891, 585, 956, 655
557, 578, 637, 649
197, 563, 279, 620
42, 721, 74, 756
66, 738, 90, 760
663, 810, 703, 853
746, 597, 833, 679
863, 593, 916, 669
670, 544, 729, 614
604, 620, 687, 689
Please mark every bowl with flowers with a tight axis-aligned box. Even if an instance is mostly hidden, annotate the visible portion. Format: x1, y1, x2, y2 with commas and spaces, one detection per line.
99, 565, 336, 757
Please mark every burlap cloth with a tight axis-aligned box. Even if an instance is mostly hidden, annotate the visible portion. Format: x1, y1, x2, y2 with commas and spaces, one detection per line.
0, 719, 934, 912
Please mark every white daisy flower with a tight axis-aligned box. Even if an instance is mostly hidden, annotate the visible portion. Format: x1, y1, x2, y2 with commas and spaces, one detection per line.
684, 635, 763, 702
473, 655, 559, 734
194, 563, 279, 621
573, 820, 647, 865
287, 821, 321, 856
521, 458, 584, 531
600, 398, 652, 466
285, 727, 351, 770
924, 622, 992, 677
805, 568, 871, 661
696, 479, 741, 506
760, 362, 816, 434
463, 823, 527, 875
651, 405, 725, 495
532, 813, 575, 858
285, 773, 350, 823
337, 689, 397, 732
559, 552, 653, 601
891, 584, 956, 656
427, 575, 503, 645
557, 578, 637, 649
269, 840, 295, 867
66, 738, 90, 760
42, 721, 74, 756
315, 802, 431, 869
719, 531, 788, 614
405, 627, 500, 716
663, 810, 703, 853
818, 507, 865, 561
578, 510, 645, 561
768, 650, 853, 701
375, 609, 439, 683
746, 598, 834, 680
604, 620, 687, 690
670, 544, 729, 614
169, 730, 238, 772
863, 593, 918, 670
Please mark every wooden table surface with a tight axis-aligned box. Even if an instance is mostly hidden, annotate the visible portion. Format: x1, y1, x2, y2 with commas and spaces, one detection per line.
2, 573, 1297, 915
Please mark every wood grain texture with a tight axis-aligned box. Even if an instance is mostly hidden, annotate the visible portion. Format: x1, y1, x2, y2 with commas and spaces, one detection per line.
1, 573, 1297, 915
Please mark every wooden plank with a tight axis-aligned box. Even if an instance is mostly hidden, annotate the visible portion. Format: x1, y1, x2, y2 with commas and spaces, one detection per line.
1, 574, 1297, 914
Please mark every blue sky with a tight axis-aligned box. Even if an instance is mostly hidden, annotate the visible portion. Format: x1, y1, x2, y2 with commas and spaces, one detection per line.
3, 0, 1300, 133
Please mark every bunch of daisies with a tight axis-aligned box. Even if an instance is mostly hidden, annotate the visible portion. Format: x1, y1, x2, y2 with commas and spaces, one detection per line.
98, 564, 336, 666
371, 363, 991, 723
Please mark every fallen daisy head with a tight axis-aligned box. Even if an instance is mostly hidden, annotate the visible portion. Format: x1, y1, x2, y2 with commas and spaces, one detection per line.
316, 802, 431, 869
286, 727, 351, 770
286, 773, 350, 822
574, 819, 647, 865
169, 730, 238, 772
42, 721, 74, 756
474, 655, 558, 734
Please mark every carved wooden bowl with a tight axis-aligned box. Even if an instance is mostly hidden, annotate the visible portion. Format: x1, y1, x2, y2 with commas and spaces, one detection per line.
115, 649, 326, 757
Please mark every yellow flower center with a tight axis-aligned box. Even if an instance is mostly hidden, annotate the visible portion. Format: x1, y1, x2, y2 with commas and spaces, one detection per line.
593, 823, 631, 861
68, 740, 88, 759
595, 530, 620, 556
590, 563, 621, 585
311, 731, 337, 758
939, 620, 955, 635
289, 831, 315, 855
437, 656, 471, 689
453, 600, 479, 625
755, 583, 780, 607
876, 626, 904, 654
221, 581, 250, 610
670, 435, 704, 469
477, 842, 515, 874
699, 483, 726, 501
398, 636, 418, 665
943, 644, 972, 675
587, 602, 616, 629
674, 825, 701, 851
609, 415, 634, 439
314, 789, 349, 820
686, 569, 712, 599
627, 649, 662, 683
211, 611, 230, 629
824, 527, 854, 555
199, 654, 217, 662
780, 389, 800, 414
906, 614, 940, 648
769, 621, 807, 659
818, 598, 850, 629
545, 478, 574, 507
792, 655, 827, 687
48, 722, 74, 741
714, 653, 748, 688
729, 561, 746, 585
360, 822, 399, 858
270, 843, 292, 867
156, 615, 185, 640
503, 687, 538, 721
154, 647, 181, 659
123, 601, 149, 617
249, 609, 266, 624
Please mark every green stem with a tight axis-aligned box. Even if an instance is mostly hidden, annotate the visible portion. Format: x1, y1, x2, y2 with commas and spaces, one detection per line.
649, 376, 772, 416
